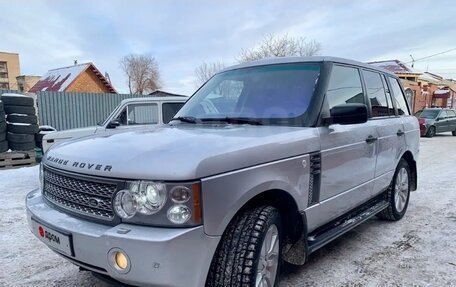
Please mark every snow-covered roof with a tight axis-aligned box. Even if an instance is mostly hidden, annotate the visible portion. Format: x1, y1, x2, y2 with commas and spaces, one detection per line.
368, 60, 422, 75
419, 72, 444, 84
434, 89, 450, 95
29, 63, 116, 93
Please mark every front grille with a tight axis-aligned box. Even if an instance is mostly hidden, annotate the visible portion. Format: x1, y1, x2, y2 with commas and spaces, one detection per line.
43, 167, 119, 221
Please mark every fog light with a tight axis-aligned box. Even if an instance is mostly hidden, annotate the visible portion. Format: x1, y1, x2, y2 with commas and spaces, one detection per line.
114, 251, 128, 270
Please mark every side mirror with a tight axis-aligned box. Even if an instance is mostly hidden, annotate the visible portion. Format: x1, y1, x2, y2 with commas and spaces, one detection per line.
106, 119, 120, 129
326, 103, 368, 125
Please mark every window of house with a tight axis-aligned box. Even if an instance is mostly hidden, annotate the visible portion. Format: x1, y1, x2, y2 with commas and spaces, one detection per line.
362, 70, 390, 117
326, 65, 364, 109
0, 72, 8, 79
0, 83, 9, 89
388, 77, 411, 115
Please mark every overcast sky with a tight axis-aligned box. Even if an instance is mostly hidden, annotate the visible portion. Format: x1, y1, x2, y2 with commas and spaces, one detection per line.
1, 0, 456, 95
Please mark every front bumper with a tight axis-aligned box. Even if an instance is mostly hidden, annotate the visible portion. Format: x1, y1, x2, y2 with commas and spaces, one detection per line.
26, 189, 220, 287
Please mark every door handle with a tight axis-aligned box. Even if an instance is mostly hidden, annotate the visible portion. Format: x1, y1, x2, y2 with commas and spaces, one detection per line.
397, 130, 405, 136
365, 135, 378, 144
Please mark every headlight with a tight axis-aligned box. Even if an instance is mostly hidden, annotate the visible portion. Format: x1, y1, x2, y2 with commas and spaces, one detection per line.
167, 205, 192, 224
113, 181, 202, 226
114, 190, 136, 219
114, 181, 167, 219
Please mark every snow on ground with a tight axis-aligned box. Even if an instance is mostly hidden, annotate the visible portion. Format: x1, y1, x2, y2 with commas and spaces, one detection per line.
0, 134, 455, 286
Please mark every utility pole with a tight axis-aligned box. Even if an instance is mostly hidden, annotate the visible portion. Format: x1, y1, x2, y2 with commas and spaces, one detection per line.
409, 55, 415, 68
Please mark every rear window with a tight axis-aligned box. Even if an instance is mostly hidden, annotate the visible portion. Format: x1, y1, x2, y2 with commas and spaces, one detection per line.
163, 102, 185, 123
419, 109, 440, 119
388, 77, 410, 115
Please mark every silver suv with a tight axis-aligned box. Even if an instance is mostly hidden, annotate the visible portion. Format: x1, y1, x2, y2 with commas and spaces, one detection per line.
26, 57, 419, 287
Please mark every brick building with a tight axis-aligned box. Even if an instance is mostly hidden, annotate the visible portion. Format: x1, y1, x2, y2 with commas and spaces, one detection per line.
369, 60, 456, 112
0, 51, 20, 90
30, 62, 116, 93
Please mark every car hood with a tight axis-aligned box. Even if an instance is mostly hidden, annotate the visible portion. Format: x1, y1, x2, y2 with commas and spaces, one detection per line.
43, 126, 98, 140
44, 125, 320, 180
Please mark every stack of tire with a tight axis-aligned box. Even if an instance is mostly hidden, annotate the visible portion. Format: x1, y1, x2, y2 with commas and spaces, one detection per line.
1, 93, 39, 151
0, 100, 7, 153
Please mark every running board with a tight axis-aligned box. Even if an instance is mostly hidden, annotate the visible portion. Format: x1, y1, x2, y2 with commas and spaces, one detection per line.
307, 200, 389, 253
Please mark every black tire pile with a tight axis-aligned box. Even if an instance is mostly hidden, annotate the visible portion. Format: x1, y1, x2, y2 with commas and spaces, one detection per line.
1, 94, 38, 152
0, 100, 7, 152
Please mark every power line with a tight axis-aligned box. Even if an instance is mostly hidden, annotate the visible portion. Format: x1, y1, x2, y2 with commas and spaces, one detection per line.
405, 48, 456, 64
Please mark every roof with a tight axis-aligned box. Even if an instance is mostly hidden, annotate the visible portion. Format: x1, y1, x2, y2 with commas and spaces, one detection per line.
148, 90, 187, 97
220, 56, 396, 76
29, 63, 116, 93
419, 72, 444, 84
368, 60, 422, 75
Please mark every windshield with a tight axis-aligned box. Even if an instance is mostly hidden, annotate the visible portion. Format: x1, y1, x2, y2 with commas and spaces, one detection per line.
419, 109, 440, 119
174, 63, 320, 126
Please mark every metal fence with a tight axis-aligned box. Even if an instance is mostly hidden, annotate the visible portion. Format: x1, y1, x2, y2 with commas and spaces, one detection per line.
36, 92, 147, 131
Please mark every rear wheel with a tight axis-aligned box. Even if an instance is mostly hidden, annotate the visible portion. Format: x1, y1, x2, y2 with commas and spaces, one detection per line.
426, 126, 436, 137
452, 130, 456, 136
206, 206, 282, 287
378, 159, 411, 221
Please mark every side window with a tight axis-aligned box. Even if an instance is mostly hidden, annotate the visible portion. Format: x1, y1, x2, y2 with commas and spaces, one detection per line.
448, 110, 456, 118
362, 70, 390, 117
388, 77, 411, 115
127, 104, 159, 125
326, 65, 364, 109
162, 102, 185, 123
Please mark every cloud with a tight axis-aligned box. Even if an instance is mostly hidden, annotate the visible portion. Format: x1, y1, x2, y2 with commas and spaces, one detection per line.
1, 0, 456, 95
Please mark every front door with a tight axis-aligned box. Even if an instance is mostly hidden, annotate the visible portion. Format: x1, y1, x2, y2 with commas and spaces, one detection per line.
315, 65, 378, 226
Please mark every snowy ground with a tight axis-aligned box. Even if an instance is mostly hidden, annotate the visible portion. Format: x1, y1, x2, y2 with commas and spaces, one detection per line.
1, 134, 455, 286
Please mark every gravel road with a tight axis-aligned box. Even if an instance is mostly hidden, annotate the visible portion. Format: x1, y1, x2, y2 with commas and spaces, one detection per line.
1, 134, 455, 286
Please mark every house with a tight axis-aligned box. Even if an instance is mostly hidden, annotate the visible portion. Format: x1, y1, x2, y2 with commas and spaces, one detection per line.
369, 59, 456, 112
16, 75, 41, 93
148, 90, 187, 97
29, 62, 116, 94
0, 51, 20, 90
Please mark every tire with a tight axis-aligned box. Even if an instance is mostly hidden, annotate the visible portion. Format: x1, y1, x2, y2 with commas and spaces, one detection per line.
0, 132, 5, 141
6, 114, 38, 124
1, 94, 34, 106
0, 121, 5, 133
378, 159, 411, 221
452, 130, 456, 136
0, 111, 5, 121
4, 105, 36, 115
426, 126, 436, 138
8, 140, 35, 151
0, 140, 8, 153
206, 206, 282, 287
7, 132, 35, 143
0, 100, 3, 111
7, 123, 39, 134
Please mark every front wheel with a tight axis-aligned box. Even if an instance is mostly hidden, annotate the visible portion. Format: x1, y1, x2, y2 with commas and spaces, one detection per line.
206, 206, 282, 287
452, 130, 456, 136
378, 159, 411, 221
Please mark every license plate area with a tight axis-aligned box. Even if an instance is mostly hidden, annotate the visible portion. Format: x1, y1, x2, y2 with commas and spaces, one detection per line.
31, 219, 74, 256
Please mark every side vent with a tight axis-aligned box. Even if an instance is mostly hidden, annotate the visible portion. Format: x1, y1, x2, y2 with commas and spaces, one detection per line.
308, 152, 321, 207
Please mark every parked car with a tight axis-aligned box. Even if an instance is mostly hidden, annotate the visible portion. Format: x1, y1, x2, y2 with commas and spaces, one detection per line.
42, 96, 187, 152
26, 56, 419, 287
414, 108, 456, 137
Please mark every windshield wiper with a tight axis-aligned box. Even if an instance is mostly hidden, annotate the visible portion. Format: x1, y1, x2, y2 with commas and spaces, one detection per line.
200, 117, 263, 125
171, 116, 201, 124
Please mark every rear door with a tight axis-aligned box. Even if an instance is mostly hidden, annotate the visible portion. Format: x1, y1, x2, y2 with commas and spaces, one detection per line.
447, 110, 456, 132
361, 70, 403, 196
434, 110, 448, 132
315, 65, 378, 225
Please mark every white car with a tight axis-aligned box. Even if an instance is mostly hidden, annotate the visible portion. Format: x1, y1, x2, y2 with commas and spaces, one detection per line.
42, 96, 186, 152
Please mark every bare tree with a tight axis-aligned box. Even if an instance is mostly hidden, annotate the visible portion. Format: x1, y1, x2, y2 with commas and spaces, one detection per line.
238, 34, 322, 63
120, 54, 162, 94
194, 61, 226, 87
